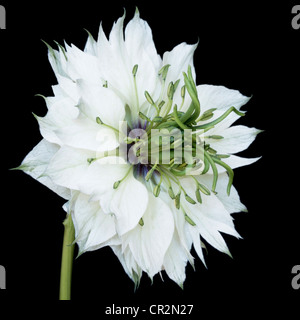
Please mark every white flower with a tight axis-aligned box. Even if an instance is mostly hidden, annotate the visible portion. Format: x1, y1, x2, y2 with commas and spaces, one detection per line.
18, 10, 260, 288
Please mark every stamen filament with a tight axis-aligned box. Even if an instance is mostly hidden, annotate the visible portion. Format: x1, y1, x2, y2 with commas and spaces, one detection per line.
96, 117, 121, 135
113, 165, 133, 189
132, 64, 140, 115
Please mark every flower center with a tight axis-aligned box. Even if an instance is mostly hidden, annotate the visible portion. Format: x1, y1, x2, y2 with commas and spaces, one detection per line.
93, 64, 245, 222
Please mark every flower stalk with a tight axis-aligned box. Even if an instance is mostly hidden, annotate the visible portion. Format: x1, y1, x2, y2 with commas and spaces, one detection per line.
59, 213, 75, 300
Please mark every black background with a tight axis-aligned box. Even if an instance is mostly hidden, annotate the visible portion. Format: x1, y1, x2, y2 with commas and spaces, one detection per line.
1, 0, 299, 315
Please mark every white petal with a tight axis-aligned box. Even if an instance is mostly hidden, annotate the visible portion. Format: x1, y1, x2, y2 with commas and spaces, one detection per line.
84, 32, 97, 56
163, 42, 197, 83
35, 97, 79, 145
79, 157, 149, 235
76, 80, 125, 129
199, 173, 247, 213
97, 15, 133, 105
78, 156, 128, 198
45, 146, 95, 190
64, 43, 101, 84
188, 225, 206, 267
55, 117, 119, 152
56, 74, 80, 103
180, 178, 240, 254
220, 155, 261, 171
122, 194, 174, 279
125, 10, 160, 72
47, 45, 68, 78
111, 245, 142, 286
124, 10, 161, 106
196, 85, 250, 130
204, 155, 261, 175
96, 12, 161, 118
162, 42, 197, 113
166, 194, 194, 266
18, 139, 70, 199
73, 193, 116, 253
197, 84, 250, 112
103, 173, 149, 235
163, 231, 190, 287
207, 125, 261, 154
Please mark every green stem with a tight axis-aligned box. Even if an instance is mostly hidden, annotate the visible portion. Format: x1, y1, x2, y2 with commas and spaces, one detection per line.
59, 213, 75, 300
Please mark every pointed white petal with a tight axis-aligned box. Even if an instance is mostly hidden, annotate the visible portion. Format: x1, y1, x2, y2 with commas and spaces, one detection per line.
84, 31, 97, 56
109, 13, 126, 48
45, 146, 95, 190
125, 10, 160, 71
56, 74, 80, 103
180, 178, 240, 254
188, 225, 206, 267
196, 85, 250, 130
35, 97, 79, 145
96, 12, 161, 117
207, 125, 261, 154
47, 45, 68, 78
73, 193, 116, 253
163, 231, 190, 287
123, 194, 174, 279
124, 10, 161, 106
199, 173, 247, 213
64, 44, 101, 84
163, 42, 197, 83
55, 117, 119, 152
167, 198, 194, 266
78, 156, 128, 198
76, 80, 125, 129
162, 42, 197, 113
204, 155, 260, 175
18, 139, 70, 199
111, 245, 142, 286
197, 84, 250, 112
220, 155, 261, 171
96, 14, 133, 105
79, 157, 149, 235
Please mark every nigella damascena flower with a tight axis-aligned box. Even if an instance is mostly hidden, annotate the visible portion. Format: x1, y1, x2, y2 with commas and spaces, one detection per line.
17, 10, 260, 288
